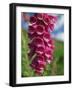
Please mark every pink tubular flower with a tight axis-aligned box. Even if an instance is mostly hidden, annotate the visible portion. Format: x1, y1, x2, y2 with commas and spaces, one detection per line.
30, 55, 46, 74
28, 25, 35, 34
35, 25, 45, 35
31, 37, 44, 47
35, 46, 45, 55
28, 13, 57, 75
43, 32, 51, 42
30, 16, 37, 24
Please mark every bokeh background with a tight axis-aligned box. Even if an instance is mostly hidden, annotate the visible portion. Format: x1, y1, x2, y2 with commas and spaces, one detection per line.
21, 13, 64, 77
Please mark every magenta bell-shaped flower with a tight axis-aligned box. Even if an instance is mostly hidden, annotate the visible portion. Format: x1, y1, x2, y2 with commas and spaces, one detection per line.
30, 55, 46, 75
31, 37, 44, 47
36, 25, 45, 35
35, 46, 45, 55
30, 16, 37, 24
43, 32, 51, 42
28, 25, 35, 34
28, 13, 57, 75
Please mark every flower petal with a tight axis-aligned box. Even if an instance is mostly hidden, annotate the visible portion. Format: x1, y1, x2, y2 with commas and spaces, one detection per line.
28, 25, 35, 34
30, 16, 37, 24
32, 37, 44, 47
36, 46, 44, 55
43, 33, 50, 42
35, 25, 45, 35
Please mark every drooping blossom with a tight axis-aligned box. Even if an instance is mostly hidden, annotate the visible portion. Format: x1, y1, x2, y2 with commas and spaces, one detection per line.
28, 13, 57, 75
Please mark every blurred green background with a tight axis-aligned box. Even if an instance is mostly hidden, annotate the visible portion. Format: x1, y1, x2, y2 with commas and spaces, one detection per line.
21, 29, 64, 77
